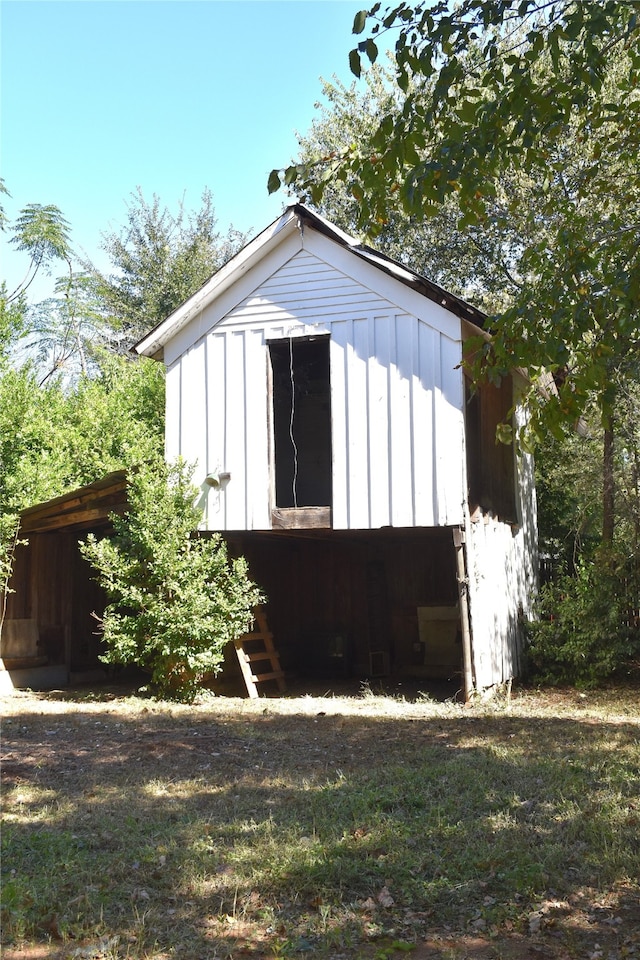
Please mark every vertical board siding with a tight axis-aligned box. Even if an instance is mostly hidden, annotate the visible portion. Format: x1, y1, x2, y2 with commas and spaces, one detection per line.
389, 314, 415, 528
329, 311, 464, 530
196, 328, 271, 531
368, 316, 392, 528
413, 323, 436, 527
244, 328, 270, 530
435, 334, 465, 525
467, 516, 527, 687
180, 339, 207, 475
165, 361, 181, 463
224, 331, 249, 530
205, 333, 226, 528
347, 318, 371, 529
329, 330, 349, 529
169, 247, 465, 531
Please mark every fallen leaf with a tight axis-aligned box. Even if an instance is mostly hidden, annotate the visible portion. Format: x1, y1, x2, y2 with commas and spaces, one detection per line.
377, 886, 394, 908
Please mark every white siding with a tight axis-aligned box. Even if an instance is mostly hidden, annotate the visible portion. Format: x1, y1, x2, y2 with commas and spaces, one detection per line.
368, 316, 392, 527
203, 328, 271, 530
436, 334, 466, 523
164, 241, 465, 532
204, 333, 226, 527
413, 323, 436, 526
165, 360, 181, 463
181, 339, 207, 471
330, 313, 464, 529
465, 403, 538, 688
244, 328, 270, 530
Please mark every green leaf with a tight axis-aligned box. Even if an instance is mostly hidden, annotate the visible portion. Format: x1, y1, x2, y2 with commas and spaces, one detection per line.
352, 9, 368, 34
349, 48, 362, 77
366, 38, 379, 64
495, 422, 513, 445
457, 98, 478, 122
267, 170, 282, 195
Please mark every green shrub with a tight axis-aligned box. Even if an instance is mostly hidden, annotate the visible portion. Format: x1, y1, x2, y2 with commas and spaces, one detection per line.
80, 458, 263, 701
526, 550, 640, 687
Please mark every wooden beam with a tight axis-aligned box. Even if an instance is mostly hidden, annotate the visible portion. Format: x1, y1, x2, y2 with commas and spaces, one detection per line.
271, 507, 331, 530
19, 472, 128, 532
453, 526, 474, 701
21, 504, 126, 534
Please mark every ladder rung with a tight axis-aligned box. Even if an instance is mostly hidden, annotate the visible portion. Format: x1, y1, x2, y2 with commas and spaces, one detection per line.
251, 670, 285, 683
233, 608, 286, 697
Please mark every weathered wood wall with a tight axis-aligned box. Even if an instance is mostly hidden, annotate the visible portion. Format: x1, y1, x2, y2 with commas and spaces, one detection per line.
225, 527, 461, 681
4, 532, 108, 671
3, 473, 126, 676
5, 533, 74, 665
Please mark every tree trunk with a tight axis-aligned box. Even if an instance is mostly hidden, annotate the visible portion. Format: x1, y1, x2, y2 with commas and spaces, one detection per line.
602, 425, 615, 544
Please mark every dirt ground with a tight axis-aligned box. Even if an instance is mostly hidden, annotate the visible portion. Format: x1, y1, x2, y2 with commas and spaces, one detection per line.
2, 680, 639, 960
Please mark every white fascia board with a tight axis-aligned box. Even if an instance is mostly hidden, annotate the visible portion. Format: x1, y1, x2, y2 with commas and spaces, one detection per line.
163, 230, 304, 367
305, 231, 463, 342
134, 207, 300, 359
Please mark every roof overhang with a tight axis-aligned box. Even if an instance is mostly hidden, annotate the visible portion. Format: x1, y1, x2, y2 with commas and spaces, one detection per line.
133, 204, 488, 361
19, 471, 128, 534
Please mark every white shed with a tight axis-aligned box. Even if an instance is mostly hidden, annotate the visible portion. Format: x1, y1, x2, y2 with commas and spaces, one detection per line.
136, 205, 537, 694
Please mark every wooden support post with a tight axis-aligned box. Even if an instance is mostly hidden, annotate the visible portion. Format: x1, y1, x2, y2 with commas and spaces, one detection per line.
453, 527, 474, 702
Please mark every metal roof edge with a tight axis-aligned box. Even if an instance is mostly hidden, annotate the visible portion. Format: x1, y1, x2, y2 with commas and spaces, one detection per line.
289, 205, 487, 329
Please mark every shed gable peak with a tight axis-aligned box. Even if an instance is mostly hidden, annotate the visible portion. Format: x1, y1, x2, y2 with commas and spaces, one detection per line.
134, 204, 485, 361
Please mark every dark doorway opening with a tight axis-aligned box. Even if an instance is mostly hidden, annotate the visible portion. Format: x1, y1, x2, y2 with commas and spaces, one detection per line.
465, 375, 517, 522
269, 337, 332, 508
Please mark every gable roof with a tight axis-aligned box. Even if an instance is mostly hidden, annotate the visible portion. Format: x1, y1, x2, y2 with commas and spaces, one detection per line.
134, 203, 487, 361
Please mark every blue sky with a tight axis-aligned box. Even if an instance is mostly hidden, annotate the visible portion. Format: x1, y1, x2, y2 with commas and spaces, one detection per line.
1, 0, 369, 299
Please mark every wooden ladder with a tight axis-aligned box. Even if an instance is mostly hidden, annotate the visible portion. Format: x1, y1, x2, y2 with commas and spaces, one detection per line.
234, 607, 286, 698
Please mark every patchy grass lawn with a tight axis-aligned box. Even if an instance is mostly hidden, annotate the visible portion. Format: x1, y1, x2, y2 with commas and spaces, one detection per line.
1, 681, 639, 960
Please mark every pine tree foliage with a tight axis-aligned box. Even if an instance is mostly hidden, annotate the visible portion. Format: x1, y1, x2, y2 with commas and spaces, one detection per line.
90, 188, 247, 352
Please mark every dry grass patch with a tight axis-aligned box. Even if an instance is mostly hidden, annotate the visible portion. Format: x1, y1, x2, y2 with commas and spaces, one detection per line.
2, 683, 639, 959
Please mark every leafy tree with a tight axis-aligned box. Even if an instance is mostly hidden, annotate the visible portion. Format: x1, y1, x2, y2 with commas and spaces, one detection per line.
0, 180, 112, 386
18, 274, 110, 385
44, 354, 165, 486
525, 553, 640, 687
0, 354, 165, 636
0, 179, 74, 366
527, 372, 640, 688
274, 2, 640, 682
0, 181, 75, 631
0, 355, 163, 514
80, 458, 264, 702
535, 361, 639, 570
89, 188, 247, 352
272, 1, 640, 446
294, 67, 528, 312
0, 185, 170, 641
0, 366, 67, 633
